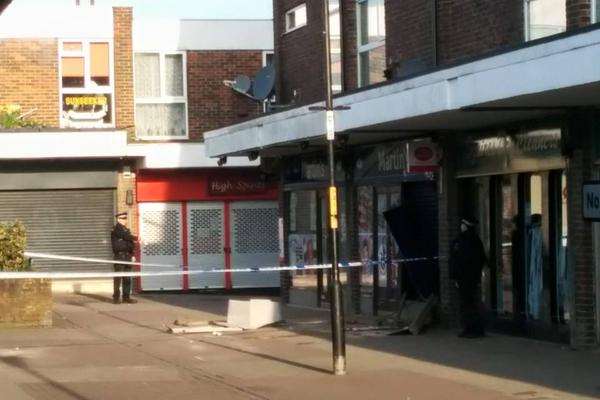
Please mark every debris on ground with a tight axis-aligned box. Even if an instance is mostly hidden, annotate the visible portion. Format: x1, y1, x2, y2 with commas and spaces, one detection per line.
346, 295, 438, 337
167, 320, 243, 334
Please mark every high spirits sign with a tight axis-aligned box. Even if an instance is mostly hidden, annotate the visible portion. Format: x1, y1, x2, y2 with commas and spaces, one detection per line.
207, 178, 267, 196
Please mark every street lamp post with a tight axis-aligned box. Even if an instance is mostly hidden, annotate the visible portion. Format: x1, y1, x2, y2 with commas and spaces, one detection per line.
322, 0, 346, 376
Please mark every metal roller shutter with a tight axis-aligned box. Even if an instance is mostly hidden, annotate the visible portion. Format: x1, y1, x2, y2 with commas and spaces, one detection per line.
0, 189, 115, 272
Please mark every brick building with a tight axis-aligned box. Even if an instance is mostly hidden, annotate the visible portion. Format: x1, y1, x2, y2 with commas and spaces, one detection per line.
0, 1, 279, 292
205, 0, 600, 348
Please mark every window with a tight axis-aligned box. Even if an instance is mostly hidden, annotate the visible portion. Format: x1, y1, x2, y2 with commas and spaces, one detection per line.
593, 0, 600, 23
285, 4, 307, 33
524, 0, 566, 41
134, 52, 187, 139
59, 40, 114, 128
329, 0, 343, 93
357, 0, 386, 87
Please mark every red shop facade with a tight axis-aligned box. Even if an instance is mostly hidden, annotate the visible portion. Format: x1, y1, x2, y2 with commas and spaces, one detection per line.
136, 168, 280, 291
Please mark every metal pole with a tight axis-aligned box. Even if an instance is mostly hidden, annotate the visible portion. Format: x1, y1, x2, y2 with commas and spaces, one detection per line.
323, 0, 346, 376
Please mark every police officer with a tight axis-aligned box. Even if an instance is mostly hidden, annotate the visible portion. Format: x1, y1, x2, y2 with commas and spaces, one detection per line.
111, 212, 138, 304
450, 217, 487, 338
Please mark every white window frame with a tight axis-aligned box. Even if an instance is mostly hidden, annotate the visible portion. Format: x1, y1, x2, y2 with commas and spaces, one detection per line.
262, 50, 275, 113
262, 50, 274, 68
356, 0, 386, 87
592, 0, 599, 23
524, 0, 533, 41
134, 50, 188, 141
58, 39, 115, 128
284, 4, 308, 34
524, 0, 567, 42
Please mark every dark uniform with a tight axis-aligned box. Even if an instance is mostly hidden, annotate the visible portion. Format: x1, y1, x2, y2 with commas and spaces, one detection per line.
111, 213, 137, 304
450, 220, 487, 337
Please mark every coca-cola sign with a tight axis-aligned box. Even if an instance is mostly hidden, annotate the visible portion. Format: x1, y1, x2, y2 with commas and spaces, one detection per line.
208, 178, 267, 196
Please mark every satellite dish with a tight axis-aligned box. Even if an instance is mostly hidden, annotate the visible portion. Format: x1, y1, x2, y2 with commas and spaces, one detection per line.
252, 65, 275, 101
232, 75, 251, 94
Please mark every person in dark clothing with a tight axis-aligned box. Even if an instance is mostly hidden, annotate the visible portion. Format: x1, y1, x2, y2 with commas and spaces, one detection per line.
111, 212, 138, 304
450, 217, 487, 338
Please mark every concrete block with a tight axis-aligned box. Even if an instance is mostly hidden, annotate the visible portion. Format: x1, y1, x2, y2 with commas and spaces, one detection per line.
227, 299, 282, 330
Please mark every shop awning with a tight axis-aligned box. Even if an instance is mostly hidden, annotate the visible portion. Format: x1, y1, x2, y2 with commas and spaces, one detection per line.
0, 130, 130, 159
204, 26, 600, 158
0, 130, 260, 168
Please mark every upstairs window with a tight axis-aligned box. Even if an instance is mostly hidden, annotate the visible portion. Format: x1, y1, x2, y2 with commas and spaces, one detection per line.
593, 0, 600, 23
285, 4, 307, 33
357, 0, 386, 87
525, 0, 566, 41
134, 52, 187, 140
59, 40, 114, 128
329, 0, 343, 93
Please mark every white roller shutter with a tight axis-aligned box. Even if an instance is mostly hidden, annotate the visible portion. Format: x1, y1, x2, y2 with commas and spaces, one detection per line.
0, 189, 115, 272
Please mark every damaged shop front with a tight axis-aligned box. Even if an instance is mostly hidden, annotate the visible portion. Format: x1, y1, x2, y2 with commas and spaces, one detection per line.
282, 138, 440, 316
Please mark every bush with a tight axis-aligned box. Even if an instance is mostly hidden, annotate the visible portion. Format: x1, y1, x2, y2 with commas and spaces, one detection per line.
0, 221, 28, 271
0, 104, 42, 129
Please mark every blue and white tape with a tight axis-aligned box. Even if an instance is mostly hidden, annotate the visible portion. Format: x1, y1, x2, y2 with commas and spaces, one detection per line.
0, 252, 439, 280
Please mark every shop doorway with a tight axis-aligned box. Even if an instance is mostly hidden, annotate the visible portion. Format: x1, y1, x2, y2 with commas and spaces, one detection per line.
358, 181, 439, 314
460, 170, 569, 340
139, 200, 280, 291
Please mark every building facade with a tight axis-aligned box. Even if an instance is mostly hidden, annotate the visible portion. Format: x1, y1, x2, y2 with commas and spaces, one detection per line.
204, 0, 600, 348
0, 1, 279, 292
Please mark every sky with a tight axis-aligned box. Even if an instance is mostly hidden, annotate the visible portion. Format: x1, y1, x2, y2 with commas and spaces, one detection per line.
5, 0, 273, 19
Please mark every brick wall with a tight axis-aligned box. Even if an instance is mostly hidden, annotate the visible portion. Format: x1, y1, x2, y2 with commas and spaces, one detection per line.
436, 0, 524, 66
386, 0, 436, 73
340, 0, 358, 92
0, 39, 58, 126
0, 279, 52, 328
186, 50, 264, 141
274, 0, 326, 105
567, 0, 592, 29
116, 164, 138, 236
566, 112, 598, 348
113, 7, 134, 136
437, 136, 460, 327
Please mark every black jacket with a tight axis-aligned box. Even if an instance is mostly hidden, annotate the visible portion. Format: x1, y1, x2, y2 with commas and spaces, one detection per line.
111, 223, 137, 256
449, 228, 487, 288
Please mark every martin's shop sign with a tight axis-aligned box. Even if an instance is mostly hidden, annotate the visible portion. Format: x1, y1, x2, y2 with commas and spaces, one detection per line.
457, 129, 565, 177
283, 140, 439, 184
354, 140, 439, 182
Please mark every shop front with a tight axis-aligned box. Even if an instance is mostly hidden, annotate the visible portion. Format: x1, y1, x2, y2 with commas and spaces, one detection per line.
136, 168, 280, 291
353, 139, 440, 315
282, 138, 440, 315
455, 127, 569, 341
283, 154, 349, 308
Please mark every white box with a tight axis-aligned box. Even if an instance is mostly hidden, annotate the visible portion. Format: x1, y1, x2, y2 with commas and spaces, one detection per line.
227, 299, 282, 330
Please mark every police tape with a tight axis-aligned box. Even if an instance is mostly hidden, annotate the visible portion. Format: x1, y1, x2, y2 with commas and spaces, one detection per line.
0, 252, 440, 280
0, 251, 362, 280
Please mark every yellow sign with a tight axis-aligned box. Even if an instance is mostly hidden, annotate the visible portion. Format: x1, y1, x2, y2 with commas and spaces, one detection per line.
329, 186, 338, 216
329, 186, 338, 229
330, 216, 338, 229
65, 96, 107, 106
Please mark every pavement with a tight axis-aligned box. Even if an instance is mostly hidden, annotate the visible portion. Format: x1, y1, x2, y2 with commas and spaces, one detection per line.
0, 292, 599, 400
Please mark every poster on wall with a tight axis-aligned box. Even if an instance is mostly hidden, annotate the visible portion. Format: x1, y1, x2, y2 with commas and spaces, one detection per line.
288, 234, 317, 267
61, 94, 112, 128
